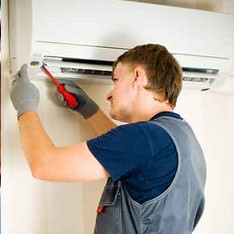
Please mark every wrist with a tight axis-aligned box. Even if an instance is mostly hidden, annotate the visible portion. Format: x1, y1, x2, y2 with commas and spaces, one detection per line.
18, 111, 38, 121
79, 100, 99, 119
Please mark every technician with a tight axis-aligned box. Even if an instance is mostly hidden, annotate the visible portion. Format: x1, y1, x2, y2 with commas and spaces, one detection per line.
10, 44, 206, 234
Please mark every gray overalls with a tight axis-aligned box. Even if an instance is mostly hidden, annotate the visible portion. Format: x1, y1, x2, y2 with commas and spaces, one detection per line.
94, 116, 206, 234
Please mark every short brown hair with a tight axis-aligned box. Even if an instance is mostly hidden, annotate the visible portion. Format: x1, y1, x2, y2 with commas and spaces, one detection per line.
113, 44, 183, 108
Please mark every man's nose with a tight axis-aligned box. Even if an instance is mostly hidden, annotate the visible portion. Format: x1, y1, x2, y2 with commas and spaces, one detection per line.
106, 91, 112, 102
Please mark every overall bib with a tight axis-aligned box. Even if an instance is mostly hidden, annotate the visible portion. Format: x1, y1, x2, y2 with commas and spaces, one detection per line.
94, 116, 206, 234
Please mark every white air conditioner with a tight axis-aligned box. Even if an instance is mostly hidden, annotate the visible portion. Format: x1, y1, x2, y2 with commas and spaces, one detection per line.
10, 0, 233, 90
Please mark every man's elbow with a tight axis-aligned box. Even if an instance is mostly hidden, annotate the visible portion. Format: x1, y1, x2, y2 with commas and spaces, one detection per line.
31, 164, 45, 180
28, 153, 50, 181
30, 162, 45, 180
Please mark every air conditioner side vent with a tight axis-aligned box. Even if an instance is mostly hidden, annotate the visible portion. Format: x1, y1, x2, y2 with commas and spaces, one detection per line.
182, 76, 215, 85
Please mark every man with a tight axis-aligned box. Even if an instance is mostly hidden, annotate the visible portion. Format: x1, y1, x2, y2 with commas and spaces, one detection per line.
10, 44, 206, 234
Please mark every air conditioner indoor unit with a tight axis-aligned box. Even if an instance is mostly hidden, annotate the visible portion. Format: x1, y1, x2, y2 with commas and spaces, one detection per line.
10, 0, 233, 90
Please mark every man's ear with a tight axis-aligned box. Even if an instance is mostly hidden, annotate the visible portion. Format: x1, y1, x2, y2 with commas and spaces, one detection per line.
133, 66, 148, 87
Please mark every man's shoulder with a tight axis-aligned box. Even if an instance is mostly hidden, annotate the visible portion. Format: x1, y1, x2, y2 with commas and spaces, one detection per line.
113, 121, 172, 145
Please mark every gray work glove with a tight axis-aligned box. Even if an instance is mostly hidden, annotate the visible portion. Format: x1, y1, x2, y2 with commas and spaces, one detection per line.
10, 64, 39, 119
56, 80, 98, 119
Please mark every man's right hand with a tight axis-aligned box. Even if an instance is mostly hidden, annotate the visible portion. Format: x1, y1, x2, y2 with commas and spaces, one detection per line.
10, 64, 40, 119
56, 80, 99, 119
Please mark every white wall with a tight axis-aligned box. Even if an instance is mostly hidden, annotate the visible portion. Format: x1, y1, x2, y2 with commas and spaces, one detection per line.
2, 1, 234, 234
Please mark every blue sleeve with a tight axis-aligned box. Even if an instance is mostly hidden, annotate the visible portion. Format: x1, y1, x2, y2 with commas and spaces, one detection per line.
86, 123, 152, 181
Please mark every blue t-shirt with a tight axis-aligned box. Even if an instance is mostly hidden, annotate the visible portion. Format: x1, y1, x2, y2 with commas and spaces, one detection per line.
87, 111, 182, 204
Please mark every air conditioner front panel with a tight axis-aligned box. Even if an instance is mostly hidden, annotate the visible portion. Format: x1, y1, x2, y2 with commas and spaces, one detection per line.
173, 54, 231, 72
32, 0, 233, 60
31, 43, 231, 74
32, 42, 127, 62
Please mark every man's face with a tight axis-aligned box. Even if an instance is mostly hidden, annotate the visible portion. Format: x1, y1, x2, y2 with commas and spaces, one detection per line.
106, 62, 137, 122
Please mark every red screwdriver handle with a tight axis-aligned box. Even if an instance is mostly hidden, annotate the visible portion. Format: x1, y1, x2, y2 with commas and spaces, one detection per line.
41, 65, 79, 108
57, 84, 79, 108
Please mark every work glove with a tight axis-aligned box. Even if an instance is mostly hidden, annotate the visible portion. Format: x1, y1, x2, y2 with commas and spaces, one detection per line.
10, 64, 40, 119
55, 80, 99, 119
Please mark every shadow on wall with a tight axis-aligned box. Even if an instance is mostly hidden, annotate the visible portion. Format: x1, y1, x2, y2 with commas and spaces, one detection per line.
122, 0, 197, 9
121, 0, 221, 12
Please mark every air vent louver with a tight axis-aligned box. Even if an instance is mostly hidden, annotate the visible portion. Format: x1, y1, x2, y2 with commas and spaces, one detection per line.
61, 67, 112, 76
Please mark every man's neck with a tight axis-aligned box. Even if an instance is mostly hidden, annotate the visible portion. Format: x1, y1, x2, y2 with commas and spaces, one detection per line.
130, 106, 174, 123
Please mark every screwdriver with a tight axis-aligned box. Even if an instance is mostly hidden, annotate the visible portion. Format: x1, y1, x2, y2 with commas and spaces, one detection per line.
41, 64, 79, 108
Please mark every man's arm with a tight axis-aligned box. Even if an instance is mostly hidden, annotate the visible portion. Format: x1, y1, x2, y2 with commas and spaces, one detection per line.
55, 80, 117, 135
19, 111, 109, 182
10, 65, 110, 182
